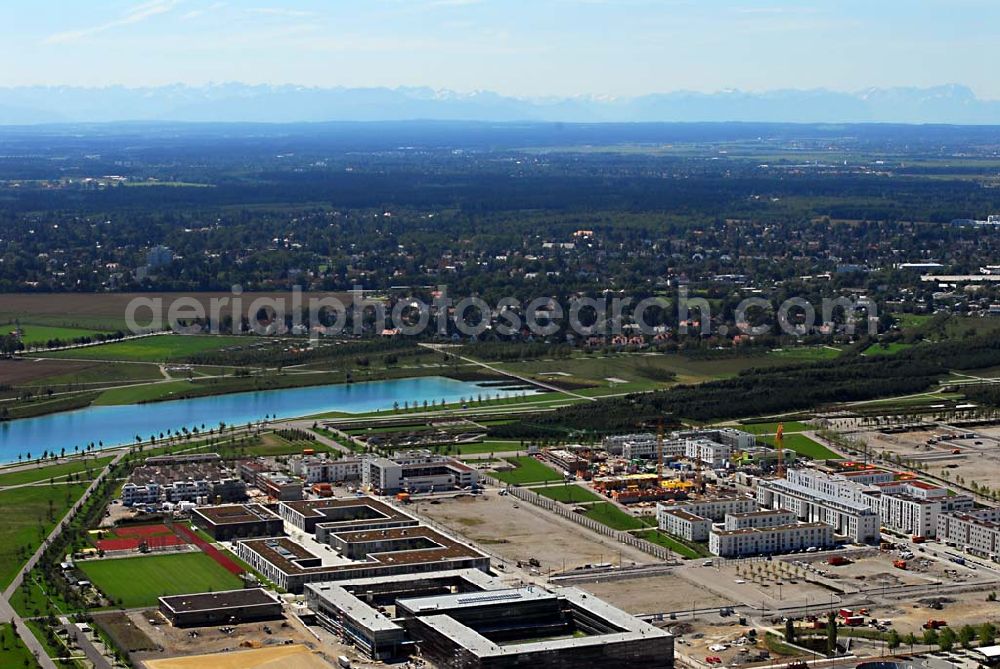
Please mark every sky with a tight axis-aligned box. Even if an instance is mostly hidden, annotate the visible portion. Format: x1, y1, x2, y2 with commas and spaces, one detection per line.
1, 0, 998, 99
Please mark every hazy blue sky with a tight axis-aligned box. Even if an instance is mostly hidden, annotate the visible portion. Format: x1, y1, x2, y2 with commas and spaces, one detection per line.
2, 0, 997, 98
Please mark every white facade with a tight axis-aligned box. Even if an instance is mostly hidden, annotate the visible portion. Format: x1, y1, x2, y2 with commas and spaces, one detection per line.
659, 509, 712, 542
622, 438, 687, 461
709, 522, 834, 558
291, 457, 362, 484
724, 509, 797, 531
938, 509, 1000, 557
756, 477, 881, 543
362, 451, 478, 494
780, 467, 971, 538
657, 496, 757, 523
684, 439, 733, 468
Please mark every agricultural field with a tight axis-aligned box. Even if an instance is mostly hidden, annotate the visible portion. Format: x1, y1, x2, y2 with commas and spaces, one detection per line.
77, 552, 244, 608
491, 350, 794, 394
493, 456, 564, 485
40, 334, 250, 362
12, 324, 106, 346
0, 482, 90, 586
0, 358, 160, 388
0, 623, 40, 668
533, 483, 603, 504
759, 433, 839, 459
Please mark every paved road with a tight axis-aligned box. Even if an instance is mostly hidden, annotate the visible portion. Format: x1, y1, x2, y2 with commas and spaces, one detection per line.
61, 619, 113, 669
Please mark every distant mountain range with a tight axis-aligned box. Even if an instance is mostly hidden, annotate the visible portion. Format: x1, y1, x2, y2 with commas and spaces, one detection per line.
1, 83, 999, 125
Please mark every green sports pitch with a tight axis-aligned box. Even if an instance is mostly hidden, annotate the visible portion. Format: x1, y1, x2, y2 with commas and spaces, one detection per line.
78, 552, 243, 608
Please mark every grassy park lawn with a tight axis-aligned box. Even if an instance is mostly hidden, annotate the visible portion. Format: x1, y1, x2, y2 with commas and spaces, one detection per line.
759, 433, 839, 460
0, 624, 41, 668
533, 484, 603, 504
0, 456, 113, 487
494, 456, 564, 485
0, 483, 90, 587
583, 502, 647, 531
862, 342, 914, 357
635, 530, 708, 559
42, 335, 248, 362
768, 347, 842, 361
78, 553, 243, 608
737, 421, 812, 435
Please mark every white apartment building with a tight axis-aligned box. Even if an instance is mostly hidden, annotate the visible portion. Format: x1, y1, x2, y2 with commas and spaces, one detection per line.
362, 450, 478, 494
291, 456, 362, 484
659, 509, 712, 542
684, 438, 733, 468
724, 509, 797, 531
622, 438, 688, 461
677, 428, 757, 451
709, 522, 834, 558
658, 496, 757, 523
603, 433, 655, 456
937, 509, 1000, 557
756, 477, 881, 544
780, 467, 972, 538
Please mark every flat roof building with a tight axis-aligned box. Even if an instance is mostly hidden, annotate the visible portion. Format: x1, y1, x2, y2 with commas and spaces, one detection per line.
362, 450, 478, 494
158, 588, 282, 627
191, 503, 284, 541
710, 522, 834, 558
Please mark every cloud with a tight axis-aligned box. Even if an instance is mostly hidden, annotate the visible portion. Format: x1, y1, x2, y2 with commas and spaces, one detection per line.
246, 7, 317, 18
44, 0, 181, 44
181, 2, 226, 21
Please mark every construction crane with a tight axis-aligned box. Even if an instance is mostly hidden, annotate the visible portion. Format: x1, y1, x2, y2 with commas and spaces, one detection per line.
657, 420, 664, 486
775, 422, 785, 478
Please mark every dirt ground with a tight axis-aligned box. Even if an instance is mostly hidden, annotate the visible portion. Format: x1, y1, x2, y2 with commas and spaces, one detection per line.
865, 427, 1000, 492
143, 644, 332, 669
0, 357, 102, 385
579, 574, 731, 614
127, 609, 322, 664
414, 493, 653, 572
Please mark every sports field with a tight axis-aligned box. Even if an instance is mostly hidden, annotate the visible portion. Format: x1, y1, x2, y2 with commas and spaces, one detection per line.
41, 335, 249, 362
78, 552, 244, 608
494, 456, 564, 485
738, 421, 812, 435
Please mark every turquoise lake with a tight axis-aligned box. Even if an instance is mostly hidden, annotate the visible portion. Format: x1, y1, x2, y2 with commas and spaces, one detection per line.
0, 376, 535, 463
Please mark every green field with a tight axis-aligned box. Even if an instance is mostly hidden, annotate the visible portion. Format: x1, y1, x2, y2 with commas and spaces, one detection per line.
737, 421, 812, 435
0, 456, 113, 487
491, 351, 796, 395
494, 456, 564, 485
93, 380, 199, 405
0, 483, 90, 587
533, 484, 603, 504
0, 624, 41, 668
78, 553, 244, 608
16, 324, 105, 346
41, 335, 249, 362
582, 502, 647, 531
768, 347, 842, 361
760, 433, 838, 460
862, 342, 914, 357
635, 530, 708, 559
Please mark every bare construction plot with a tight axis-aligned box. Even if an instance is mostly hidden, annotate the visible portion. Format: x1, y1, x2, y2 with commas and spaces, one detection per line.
415, 493, 653, 572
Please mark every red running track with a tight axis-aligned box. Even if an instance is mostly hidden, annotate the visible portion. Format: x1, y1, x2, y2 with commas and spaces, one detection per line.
173, 524, 245, 576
